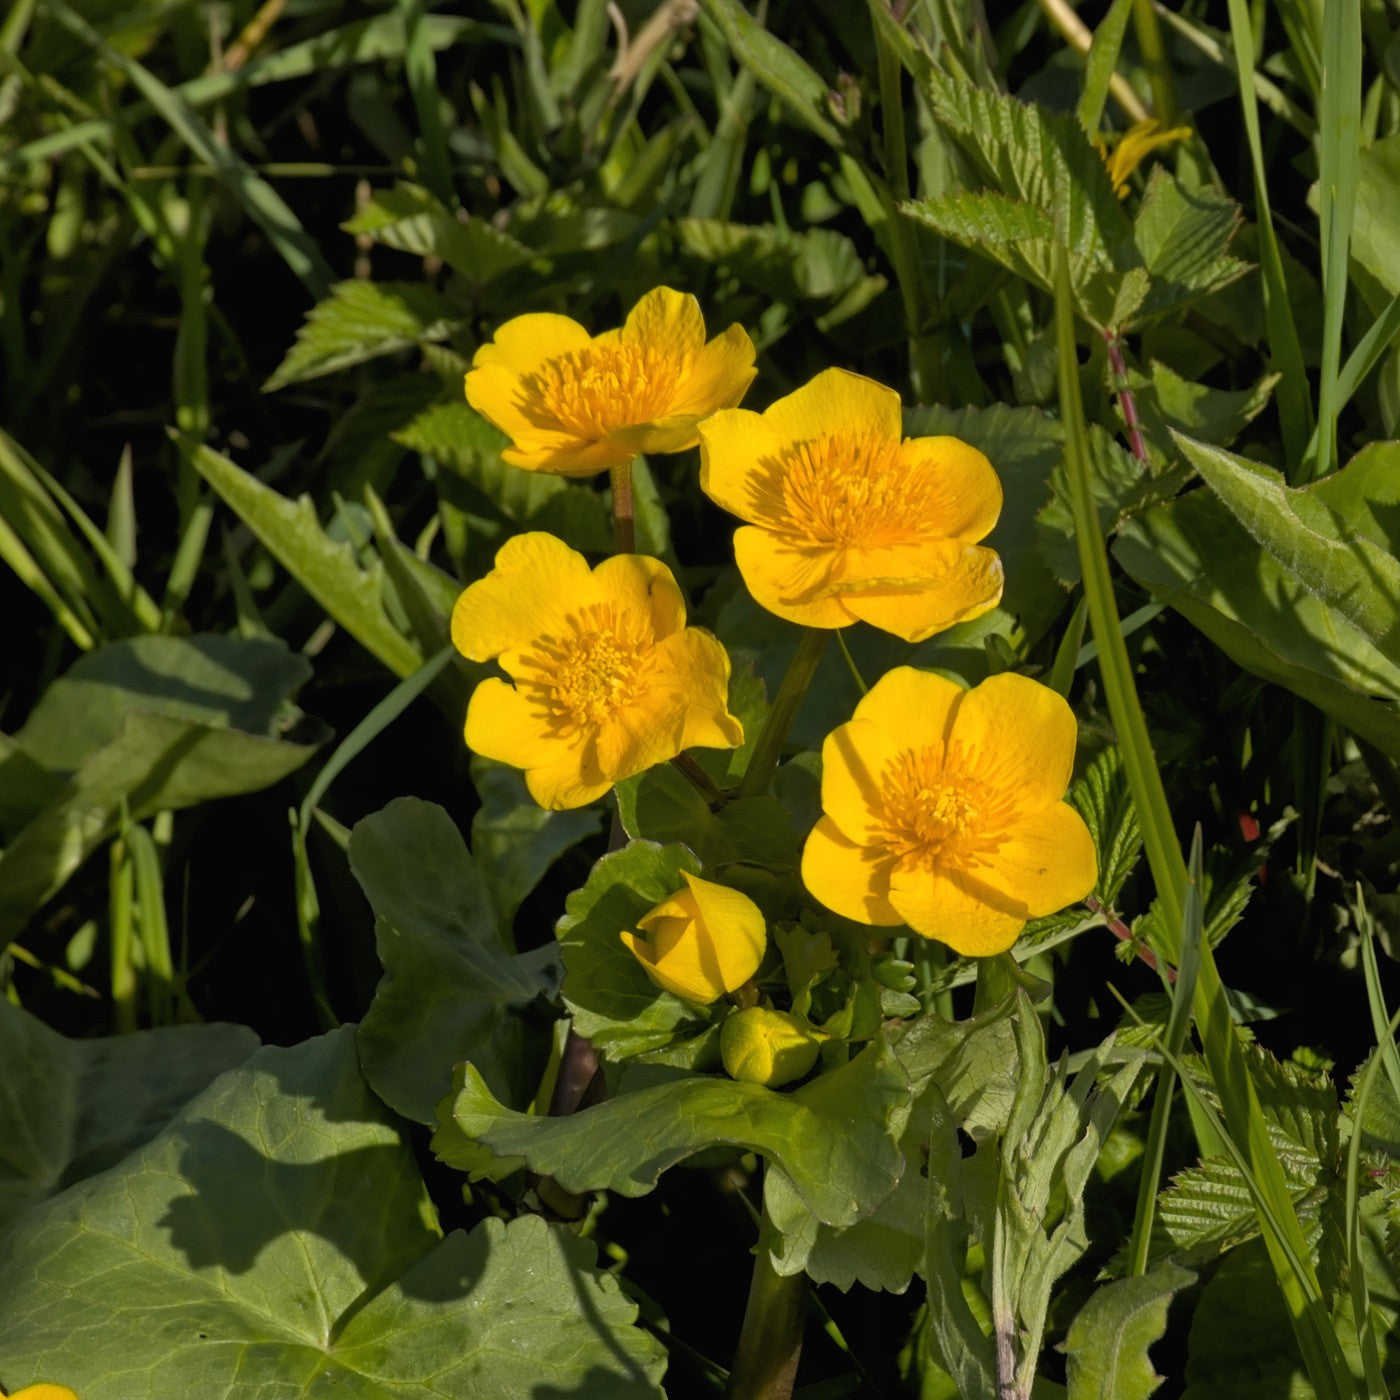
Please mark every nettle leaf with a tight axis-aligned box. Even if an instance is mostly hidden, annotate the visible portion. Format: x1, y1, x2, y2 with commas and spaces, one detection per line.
469, 757, 602, 926
1131, 168, 1249, 320
264, 279, 465, 390
1130, 361, 1278, 457
1116, 486, 1400, 758
351, 798, 556, 1125
434, 1036, 910, 1228
0, 1001, 257, 1240
557, 840, 712, 1058
342, 182, 534, 286
1345, 1049, 1400, 1161
676, 218, 872, 304
394, 400, 612, 553
1177, 432, 1400, 668
1063, 1263, 1196, 1400
0, 1030, 664, 1397
188, 440, 426, 678
904, 401, 1064, 646
1072, 746, 1142, 909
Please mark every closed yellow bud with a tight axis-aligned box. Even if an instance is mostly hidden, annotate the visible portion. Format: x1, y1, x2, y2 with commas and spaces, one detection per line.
720, 1007, 820, 1087
619, 871, 766, 1004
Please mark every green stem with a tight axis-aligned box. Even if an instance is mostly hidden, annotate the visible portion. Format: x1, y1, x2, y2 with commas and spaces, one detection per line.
738, 628, 829, 798
610, 460, 635, 553
834, 628, 868, 695
109, 833, 137, 1033
671, 752, 727, 806
1131, 0, 1179, 125
727, 1214, 806, 1400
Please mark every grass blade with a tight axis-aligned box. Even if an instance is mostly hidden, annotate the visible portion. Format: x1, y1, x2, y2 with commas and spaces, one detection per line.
1307, 0, 1361, 481
1053, 242, 1356, 1400
397, 0, 455, 208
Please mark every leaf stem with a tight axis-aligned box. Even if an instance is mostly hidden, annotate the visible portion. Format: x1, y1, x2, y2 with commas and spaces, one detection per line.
610, 460, 635, 553
726, 1214, 806, 1400
738, 628, 829, 798
671, 751, 727, 806
1104, 330, 1149, 464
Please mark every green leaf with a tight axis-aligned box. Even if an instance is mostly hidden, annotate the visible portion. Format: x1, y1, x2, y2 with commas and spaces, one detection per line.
264, 280, 464, 390
1177, 432, 1400, 665
1131, 169, 1249, 322
434, 1037, 911, 1228
1351, 131, 1400, 303
676, 218, 871, 304
1064, 1263, 1196, 1400
185, 439, 426, 678
14, 634, 309, 774
557, 841, 711, 1058
0, 1030, 664, 1396
0, 1000, 257, 1240
1115, 487, 1400, 756
342, 182, 534, 287
1073, 746, 1142, 909
350, 798, 556, 1125
469, 757, 602, 926
1131, 361, 1278, 452
903, 401, 1065, 646
394, 400, 612, 553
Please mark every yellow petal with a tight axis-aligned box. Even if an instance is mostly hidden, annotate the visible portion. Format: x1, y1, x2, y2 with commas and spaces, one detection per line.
732, 528, 853, 629
851, 666, 965, 749
682, 870, 766, 986
473, 311, 593, 375
524, 747, 617, 810
4, 1388, 81, 1400
464, 678, 569, 770
698, 411, 787, 527
502, 432, 638, 477
898, 435, 1003, 541
668, 322, 758, 420
620, 286, 708, 356
950, 672, 1078, 813
762, 368, 902, 446
800, 817, 904, 926
819, 717, 902, 845
886, 863, 1027, 956
649, 630, 744, 751
838, 541, 1004, 642
590, 693, 690, 781
978, 801, 1097, 917
592, 552, 687, 642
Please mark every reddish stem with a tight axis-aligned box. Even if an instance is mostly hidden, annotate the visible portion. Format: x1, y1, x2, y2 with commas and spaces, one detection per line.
1087, 894, 1177, 984
1104, 330, 1149, 465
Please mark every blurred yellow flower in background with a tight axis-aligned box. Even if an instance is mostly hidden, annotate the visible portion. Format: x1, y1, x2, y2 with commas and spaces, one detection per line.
620, 870, 766, 1004
452, 533, 743, 809
1096, 118, 1191, 197
464, 286, 756, 476
2, 1386, 80, 1400
698, 369, 1004, 642
801, 667, 1096, 957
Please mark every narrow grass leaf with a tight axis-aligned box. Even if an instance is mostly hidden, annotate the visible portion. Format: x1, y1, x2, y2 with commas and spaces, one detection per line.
1076, 0, 1136, 135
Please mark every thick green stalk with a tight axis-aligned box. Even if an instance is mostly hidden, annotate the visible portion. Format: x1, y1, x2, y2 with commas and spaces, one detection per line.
738, 628, 829, 798
727, 1215, 806, 1400
1052, 247, 1355, 1399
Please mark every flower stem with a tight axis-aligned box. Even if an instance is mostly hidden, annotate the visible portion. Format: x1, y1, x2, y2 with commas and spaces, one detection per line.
671, 751, 727, 806
738, 628, 830, 799
610, 460, 635, 553
1104, 330, 1149, 464
726, 1224, 806, 1400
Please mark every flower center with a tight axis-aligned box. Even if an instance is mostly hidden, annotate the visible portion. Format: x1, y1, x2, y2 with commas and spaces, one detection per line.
879, 743, 1011, 871
772, 431, 936, 549
524, 341, 677, 439
523, 604, 651, 731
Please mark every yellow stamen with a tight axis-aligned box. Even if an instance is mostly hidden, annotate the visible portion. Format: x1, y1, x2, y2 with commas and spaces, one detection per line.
523, 603, 650, 730
523, 342, 678, 438
879, 743, 1014, 871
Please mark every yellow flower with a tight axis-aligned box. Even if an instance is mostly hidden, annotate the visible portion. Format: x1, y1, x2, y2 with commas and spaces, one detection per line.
464, 286, 757, 477
2, 1387, 80, 1400
452, 533, 743, 810
619, 871, 766, 1004
800, 667, 1096, 957
1096, 119, 1192, 198
721, 1006, 821, 1086
698, 369, 1004, 642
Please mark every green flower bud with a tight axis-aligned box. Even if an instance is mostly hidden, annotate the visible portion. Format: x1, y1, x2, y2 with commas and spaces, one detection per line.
720, 1007, 820, 1087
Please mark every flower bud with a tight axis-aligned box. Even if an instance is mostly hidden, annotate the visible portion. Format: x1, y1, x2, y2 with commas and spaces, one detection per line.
619, 871, 765, 1004
720, 1007, 820, 1087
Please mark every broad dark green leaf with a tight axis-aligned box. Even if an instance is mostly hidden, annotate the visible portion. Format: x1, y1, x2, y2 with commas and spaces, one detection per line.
0, 1000, 257, 1239
435, 1037, 911, 1227
0, 1030, 664, 1396
351, 798, 556, 1124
